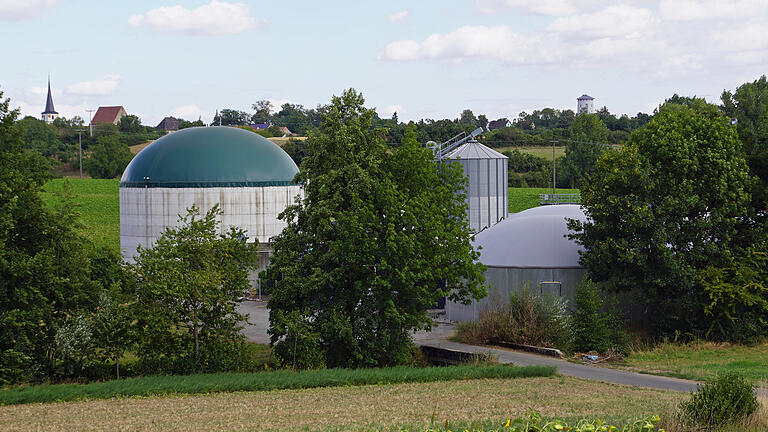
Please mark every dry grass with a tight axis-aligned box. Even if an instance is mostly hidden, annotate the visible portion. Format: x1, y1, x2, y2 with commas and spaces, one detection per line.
128, 140, 155, 154
0, 376, 682, 431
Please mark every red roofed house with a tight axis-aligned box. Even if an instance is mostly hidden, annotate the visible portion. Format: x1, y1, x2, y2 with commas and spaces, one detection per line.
91, 106, 127, 125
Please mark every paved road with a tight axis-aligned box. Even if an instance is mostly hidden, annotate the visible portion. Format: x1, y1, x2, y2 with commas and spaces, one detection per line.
240, 303, 768, 395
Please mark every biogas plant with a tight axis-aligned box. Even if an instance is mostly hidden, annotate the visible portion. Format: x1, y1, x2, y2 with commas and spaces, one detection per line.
119, 126, 585, 318
119, 127, 303, 282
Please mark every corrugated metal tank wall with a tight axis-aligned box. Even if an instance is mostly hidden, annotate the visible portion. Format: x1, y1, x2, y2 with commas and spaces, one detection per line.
120, 185, 303, 261
445, 141, 508, 233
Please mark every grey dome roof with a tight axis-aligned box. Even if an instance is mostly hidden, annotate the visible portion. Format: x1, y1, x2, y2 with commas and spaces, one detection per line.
445, 140, 507, 160
473, 205, 586, 268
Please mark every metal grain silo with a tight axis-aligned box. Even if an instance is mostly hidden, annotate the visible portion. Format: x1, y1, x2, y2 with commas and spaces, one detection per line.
444, 140, 508, 232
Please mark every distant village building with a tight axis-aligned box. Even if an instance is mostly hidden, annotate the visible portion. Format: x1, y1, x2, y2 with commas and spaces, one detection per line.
91, 106, 127, 125
577, 94, 594, 114
41, 78, 58, 125
156, 116, 179, 132
487, 118, 512, 131
252, 123, 271, 130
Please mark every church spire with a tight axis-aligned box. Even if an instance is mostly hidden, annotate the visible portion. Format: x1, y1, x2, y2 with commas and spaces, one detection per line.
41, 76, 58, 124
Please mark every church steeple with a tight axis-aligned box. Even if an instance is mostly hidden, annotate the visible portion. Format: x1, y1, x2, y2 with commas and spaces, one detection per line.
41, 76, 58, 124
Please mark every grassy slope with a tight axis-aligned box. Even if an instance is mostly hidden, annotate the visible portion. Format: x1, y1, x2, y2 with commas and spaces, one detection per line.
508, 187, 580, 213
0, 376, 682, 431
618, 341, 768, 385
40, 179, 120, 252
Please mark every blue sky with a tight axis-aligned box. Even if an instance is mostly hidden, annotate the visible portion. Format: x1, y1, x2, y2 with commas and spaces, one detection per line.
2, 0, 767, 126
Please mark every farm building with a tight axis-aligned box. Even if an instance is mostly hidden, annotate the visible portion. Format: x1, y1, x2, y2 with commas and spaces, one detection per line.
119, 126, 303, 282
445, 204, 587, 322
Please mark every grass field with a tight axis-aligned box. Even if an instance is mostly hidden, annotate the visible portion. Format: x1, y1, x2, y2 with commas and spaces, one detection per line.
0, 364, 552, 406
617, 341, 768, 385
40, 179, 120, 252
495, 145, 566, 159
508, 187, 580, 213
0, 376, 682, 431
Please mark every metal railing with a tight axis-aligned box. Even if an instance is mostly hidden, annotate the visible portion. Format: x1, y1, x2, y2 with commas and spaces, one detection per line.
539, 193, 581, 205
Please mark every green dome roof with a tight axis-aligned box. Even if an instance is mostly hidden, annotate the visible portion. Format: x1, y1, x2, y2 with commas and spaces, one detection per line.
120, 127, 299, 188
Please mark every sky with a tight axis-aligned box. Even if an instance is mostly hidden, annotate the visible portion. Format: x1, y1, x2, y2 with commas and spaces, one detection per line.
1, 0, 767, 126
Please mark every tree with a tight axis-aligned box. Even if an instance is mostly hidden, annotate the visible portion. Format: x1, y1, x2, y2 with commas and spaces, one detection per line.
17, 116, 65, 159
459, 109, 477, 125
0, 90, 102, 384
83, 135, 134, 179
568, 106, 752, 336
266, 89, 486, 368
212, 109, 250, 126
721, 76, 768, 211
251, 100, 273, 124
131, 205, 257, 365
562, 113, 609, 187
118, 114, 143, 134
178, 118, 205, 129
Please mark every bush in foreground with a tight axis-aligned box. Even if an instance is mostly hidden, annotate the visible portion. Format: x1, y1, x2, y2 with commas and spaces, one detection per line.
0, 364, 554, 405
678, 372, 758, 430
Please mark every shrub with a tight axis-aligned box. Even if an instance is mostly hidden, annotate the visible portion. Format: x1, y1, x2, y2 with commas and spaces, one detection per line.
571, 277, 629, 354
457, 289, 572, 350
679, 372, 758, 429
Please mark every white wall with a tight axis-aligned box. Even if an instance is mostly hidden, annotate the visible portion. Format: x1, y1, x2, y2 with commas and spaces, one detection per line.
120, 185, 303, 261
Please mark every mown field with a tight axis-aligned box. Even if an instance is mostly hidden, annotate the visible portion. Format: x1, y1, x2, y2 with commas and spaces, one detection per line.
39, 178, 561, 252
40, 179, 120, 252
0, 376, 682, 431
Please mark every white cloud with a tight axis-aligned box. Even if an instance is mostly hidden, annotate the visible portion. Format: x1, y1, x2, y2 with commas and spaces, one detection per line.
0, 0, 60, 20
382, 26, 563, 64
546, 5, 658, 40
388, 10, 410, 22
29, 85, 63, 97
659, 0, 768, 21
128, 1, 263, 36
711, 18, 768, 52
66, 75, 121, 96
171, 104, 210, 121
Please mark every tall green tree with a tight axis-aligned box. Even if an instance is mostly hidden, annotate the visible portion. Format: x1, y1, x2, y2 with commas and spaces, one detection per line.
17, 116, 66, 160
131, 205, 257, 365
0, 91, 101, 384
569, 106, 752, 335
118, 114, 143, 134
266, 89, 486, 369
83, 135, 134, 178
562, 113, 609, 187
722, 76, 768, 211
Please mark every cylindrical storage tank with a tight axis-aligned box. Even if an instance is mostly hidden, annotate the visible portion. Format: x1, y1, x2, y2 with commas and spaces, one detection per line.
445, 205, 587, 322
119, 126, 303, 263
444, 140, 508, 233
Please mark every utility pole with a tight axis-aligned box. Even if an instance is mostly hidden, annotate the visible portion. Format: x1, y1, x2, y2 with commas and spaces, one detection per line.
551, 139, 558, 199
86, 109, 95, 136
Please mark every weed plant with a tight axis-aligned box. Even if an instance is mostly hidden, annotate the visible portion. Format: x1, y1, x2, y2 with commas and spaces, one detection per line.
0, 363, 554, 406
456, 289, 572, 350
678, 372, 758, 430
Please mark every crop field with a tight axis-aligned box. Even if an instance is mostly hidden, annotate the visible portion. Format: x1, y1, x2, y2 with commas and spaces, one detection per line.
40, 179, 120, 252
0, 376, 682, 431
508, 187, 580, 213
616, 341, 768, 385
